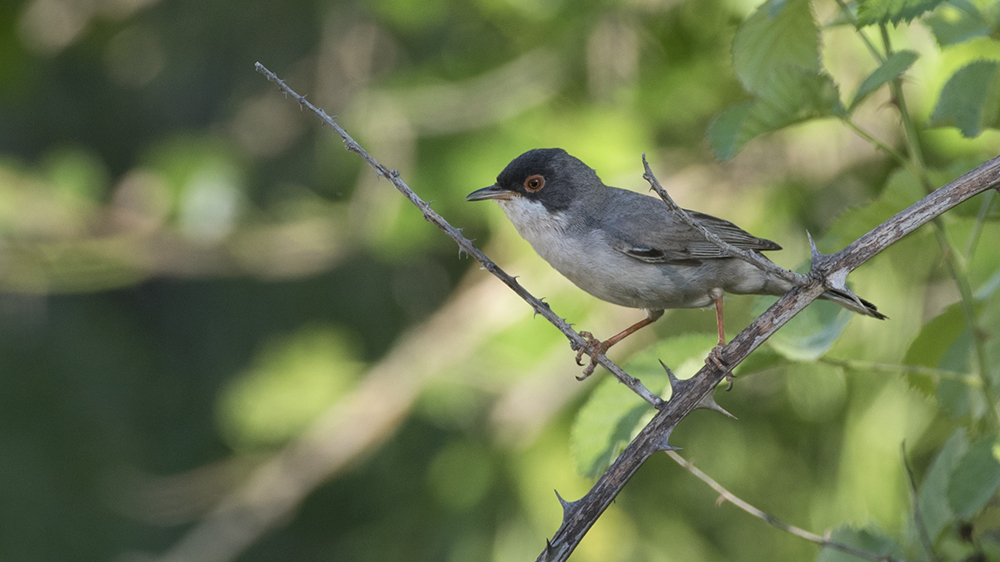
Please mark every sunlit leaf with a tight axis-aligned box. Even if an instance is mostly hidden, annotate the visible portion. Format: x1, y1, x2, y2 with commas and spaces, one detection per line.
849, 50, 919, 111
856, 0, 946, 26
570, 334, 716, 478
930, 60, 1000, 138
708, 69, 843, 160
947, 432, 1000, 519
918, 428, 969, 543
732, 0, 820, 95
817, 526, 902, 561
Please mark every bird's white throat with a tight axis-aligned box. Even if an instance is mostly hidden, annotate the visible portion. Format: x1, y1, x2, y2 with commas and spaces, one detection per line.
496, 196, 592, 282
496, 196, 571, 250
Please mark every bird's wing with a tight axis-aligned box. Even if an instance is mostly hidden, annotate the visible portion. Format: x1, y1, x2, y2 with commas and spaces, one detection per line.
599, 191, 781, 264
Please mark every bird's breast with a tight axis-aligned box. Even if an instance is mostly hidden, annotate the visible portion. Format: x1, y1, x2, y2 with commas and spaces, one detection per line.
496, 197, 691, 309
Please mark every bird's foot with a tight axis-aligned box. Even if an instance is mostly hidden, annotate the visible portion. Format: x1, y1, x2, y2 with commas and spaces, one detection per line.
575, 331, 609, 380
706, 346, 735, 391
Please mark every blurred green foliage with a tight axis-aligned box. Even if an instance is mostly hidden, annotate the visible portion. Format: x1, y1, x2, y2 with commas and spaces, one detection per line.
1, 0, 999, 561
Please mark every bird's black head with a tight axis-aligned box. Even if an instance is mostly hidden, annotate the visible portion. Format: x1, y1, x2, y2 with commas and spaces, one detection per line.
466, 148, 601, 213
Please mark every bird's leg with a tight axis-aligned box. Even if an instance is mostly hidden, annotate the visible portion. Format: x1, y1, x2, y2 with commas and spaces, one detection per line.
576, 309, 665, 380
705, 291, 735, 390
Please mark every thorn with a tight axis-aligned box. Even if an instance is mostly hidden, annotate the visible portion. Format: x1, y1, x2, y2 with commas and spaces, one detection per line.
715, 495, 727, 508
554, 490, 579, 522
695, 392, 737, 419
555, 489, 571, 510
542, 538, 555, 561
659, 359, 680, 388
807, 230, 835, 272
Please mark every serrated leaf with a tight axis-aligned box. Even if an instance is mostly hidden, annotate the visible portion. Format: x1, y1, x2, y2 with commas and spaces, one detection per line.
817, 526, 903, 562
856, 0, 946, 26
708, 69, 844, 160
754, 296, 852, 361
733, 0, 820, 95
570, 334, 716, 478
849, 50, 919, 110
918, 428, 969, 542
926, 0, 1000, 47
930, 60, 1000, 138
947, 433, 1000, 519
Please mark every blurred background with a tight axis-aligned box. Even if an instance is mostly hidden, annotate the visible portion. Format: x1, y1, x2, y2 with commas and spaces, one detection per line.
2, 0, 999, 560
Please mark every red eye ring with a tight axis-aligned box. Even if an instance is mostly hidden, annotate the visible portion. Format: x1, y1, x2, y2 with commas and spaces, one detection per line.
524, 174, 545, 192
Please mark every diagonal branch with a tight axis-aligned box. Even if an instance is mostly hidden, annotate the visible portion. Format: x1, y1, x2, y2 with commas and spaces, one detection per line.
254, 62, 664, 408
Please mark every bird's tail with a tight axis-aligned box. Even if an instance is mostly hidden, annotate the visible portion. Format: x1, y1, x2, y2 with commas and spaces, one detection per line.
819, 288, 887, 320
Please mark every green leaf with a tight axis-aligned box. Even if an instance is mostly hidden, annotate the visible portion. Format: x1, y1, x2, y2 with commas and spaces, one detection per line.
918, 428, 969, 542
947, 433, 1000, 519
856, 0, 947, 26
708, 69, 844, 160
849, 50, 919, 111
707, 101, 757, 161
755, 297, 852, 362
926, 0, 1000, 47
733, 0, 820, 95
930, 60, 1000, 138
902, 302, 970, 398
817, 526, 902, 562
570, 334, 716, 478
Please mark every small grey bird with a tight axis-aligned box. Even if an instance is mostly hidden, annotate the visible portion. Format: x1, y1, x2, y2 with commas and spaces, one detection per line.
467, 148, 885, 374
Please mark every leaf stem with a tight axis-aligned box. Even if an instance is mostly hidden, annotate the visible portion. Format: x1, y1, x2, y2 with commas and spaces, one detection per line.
819, 357, 981, 388
842, 118, 910, 168
833, 0, 886, 63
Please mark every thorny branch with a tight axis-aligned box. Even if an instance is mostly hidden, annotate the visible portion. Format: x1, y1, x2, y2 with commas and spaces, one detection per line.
254, 63, 1000, 562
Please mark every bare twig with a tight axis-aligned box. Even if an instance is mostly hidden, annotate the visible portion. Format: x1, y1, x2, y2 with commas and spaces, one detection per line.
667, 451, 910, 562
819, 357, 979, 387
253, 62, 664, 408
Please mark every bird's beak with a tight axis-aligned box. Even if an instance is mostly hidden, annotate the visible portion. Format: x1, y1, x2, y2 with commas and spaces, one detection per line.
466, 184, 515, 202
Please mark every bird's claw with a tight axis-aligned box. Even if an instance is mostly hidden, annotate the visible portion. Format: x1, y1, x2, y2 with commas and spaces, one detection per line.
706, 346, 735, 391
575, 331, 608, 380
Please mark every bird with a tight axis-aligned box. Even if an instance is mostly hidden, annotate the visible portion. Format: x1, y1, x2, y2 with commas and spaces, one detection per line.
466, 148, 886, 377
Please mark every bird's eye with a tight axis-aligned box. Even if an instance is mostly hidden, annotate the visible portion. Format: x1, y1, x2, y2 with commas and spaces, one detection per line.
524, 174, 545, 192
